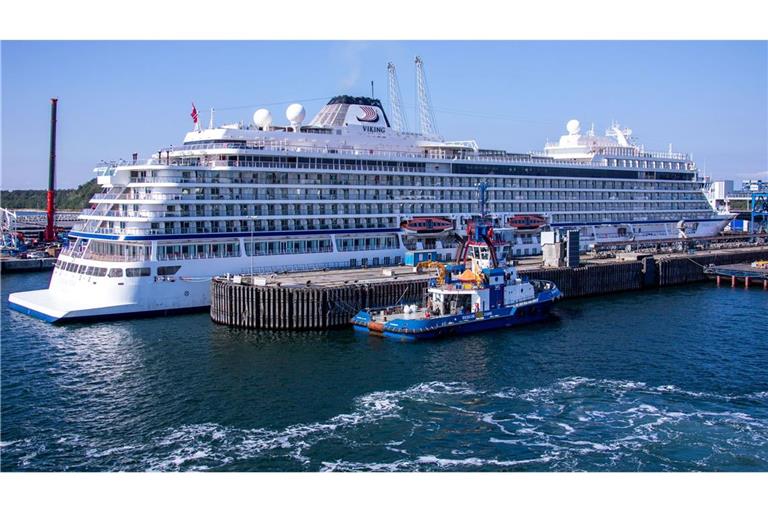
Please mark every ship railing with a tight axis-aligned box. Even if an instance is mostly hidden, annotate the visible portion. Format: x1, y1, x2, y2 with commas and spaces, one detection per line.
79, 210, 191, 219
110, 191, 435, 201
157, 252, 238, 261
248, 246, 337, 256
78, 208, 398, 223
58, 246, 144, 263
71, 224, 397, 237
642, 150, 690, 161
243, 260, 350, 276
108, 140, 700, 171
59, 247, 86, 258
90, 193, 124, 201
156, 246, 336, 262
76, 253, 148, 263
111, 152, 673, 174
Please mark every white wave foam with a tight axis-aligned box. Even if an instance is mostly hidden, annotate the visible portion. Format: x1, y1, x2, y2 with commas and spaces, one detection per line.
6, 378, 766, 471
85, 444, 139, 458
320, 454, 554, 471
143, 380, 481, 471
0, 439, 25, 448
415, 454, 553, 468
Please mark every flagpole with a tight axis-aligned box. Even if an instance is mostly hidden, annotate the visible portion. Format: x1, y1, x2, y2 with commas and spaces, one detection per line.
192, 102, 200, 131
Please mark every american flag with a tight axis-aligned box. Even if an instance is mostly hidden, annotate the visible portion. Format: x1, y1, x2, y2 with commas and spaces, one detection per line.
190, 103, 199, 124
356, 105, 379, 122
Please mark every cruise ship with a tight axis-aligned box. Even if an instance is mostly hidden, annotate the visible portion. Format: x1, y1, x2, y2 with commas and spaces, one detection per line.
9, 60, 732, 322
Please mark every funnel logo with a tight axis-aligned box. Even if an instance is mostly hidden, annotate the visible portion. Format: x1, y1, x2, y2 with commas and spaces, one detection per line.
356, 106, 380, 123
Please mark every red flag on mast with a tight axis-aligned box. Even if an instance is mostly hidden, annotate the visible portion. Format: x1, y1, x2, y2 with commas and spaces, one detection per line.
190, 103, 199, 124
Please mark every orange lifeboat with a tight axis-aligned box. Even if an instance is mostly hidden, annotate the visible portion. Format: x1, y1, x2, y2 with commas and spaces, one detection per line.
507, 214, 547, 230
400, 217, 454, 236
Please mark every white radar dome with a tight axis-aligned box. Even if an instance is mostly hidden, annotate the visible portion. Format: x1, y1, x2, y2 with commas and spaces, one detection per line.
253, 108, 273, 129
566, 119, 581, 135
286, 103, 306, 125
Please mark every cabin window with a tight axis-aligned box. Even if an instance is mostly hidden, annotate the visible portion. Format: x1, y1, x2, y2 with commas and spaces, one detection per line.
157, 265, 181, 276
108, 268, 124, 278
125, 267, 151, 277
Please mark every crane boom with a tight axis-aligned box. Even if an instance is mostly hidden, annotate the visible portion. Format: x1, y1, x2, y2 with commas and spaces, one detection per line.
415, 56, 438, 137
386, 62, 409, 132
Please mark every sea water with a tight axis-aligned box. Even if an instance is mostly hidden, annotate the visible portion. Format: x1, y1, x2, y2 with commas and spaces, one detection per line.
2, 271, 766, 471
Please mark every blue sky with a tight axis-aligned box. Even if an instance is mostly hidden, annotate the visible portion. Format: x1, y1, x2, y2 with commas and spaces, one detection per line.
2, 40, 766, 189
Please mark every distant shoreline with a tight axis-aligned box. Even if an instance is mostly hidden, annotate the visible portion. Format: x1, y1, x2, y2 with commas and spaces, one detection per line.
0, 179, 99, 210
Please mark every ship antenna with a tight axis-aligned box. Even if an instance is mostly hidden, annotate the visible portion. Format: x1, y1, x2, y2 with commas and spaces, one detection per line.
415, 56, 438, 137
387, 62, 409, 132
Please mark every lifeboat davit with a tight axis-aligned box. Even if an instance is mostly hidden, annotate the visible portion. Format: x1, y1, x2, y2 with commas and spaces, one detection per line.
401, 217, 454, 236
507, 214, 547, 230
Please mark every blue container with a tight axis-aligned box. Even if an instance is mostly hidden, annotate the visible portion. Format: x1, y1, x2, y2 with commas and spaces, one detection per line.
405, 250, 438, 266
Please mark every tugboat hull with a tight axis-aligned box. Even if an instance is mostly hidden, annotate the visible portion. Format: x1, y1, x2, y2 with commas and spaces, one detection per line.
352, 292, 558, 341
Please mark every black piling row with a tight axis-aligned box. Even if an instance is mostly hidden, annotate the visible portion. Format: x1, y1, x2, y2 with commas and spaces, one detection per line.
520, 262, 644, 298
657, 248, 768, 286
211, 278, 432, 329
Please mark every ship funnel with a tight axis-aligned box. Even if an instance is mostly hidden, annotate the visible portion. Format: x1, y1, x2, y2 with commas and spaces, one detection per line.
308, 96, 390, 129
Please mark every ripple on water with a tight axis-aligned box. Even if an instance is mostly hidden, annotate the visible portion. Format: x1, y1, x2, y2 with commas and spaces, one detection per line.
2, 378, 766, 472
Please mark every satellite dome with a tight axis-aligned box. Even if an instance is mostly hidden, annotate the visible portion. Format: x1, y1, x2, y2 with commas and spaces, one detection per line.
252, 108, 272, 129
286, 103, 306, 124
566, 119, 581, 135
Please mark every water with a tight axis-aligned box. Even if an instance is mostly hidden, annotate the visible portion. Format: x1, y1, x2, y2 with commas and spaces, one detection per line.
2, 272, 767, 471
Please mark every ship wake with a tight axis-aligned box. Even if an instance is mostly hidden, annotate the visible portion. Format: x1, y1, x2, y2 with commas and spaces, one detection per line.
2, 378, 767, 471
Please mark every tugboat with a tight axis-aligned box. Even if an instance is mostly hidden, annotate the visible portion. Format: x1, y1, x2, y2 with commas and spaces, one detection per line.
352, 184, 561, 341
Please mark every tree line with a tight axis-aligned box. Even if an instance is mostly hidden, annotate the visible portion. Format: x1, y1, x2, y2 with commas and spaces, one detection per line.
1, 179, 101, 211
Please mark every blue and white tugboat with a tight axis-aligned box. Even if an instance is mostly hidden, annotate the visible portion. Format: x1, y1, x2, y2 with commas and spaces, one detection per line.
352, 184, 561, 341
